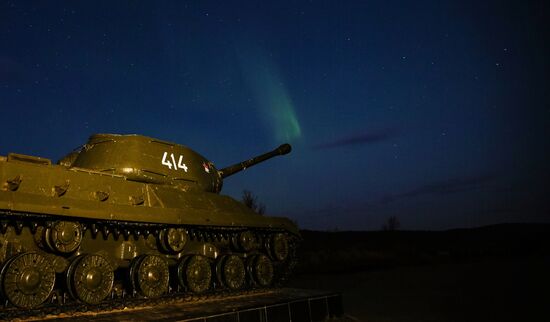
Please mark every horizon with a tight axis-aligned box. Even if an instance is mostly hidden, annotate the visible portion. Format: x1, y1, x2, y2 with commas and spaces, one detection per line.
300, 221, 550, 232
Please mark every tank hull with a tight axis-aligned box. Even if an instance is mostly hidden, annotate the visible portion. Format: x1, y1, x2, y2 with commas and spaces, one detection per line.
0, 158, 298, 233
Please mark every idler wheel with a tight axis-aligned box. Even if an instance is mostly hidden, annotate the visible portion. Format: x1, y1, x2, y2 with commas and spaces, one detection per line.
177, 255, 212, 294
47, 221, 82, 253
248, 254, 274, 287
1, 252, 55, 308
66, 254, 114, 305
269, 233, 289, 262
159, 228, 187, 253
216, 255, 245, 290
131, 255, 169, 298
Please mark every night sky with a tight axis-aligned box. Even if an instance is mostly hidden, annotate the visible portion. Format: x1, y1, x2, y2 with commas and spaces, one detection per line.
1, 1, 549, 230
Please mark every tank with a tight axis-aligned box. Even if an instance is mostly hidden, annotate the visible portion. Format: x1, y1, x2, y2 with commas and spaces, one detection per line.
0, 134, 299, 312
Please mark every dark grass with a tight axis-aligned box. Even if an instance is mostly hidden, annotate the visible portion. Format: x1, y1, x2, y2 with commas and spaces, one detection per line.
295, 223, 550, 274
290, 223, 550, 322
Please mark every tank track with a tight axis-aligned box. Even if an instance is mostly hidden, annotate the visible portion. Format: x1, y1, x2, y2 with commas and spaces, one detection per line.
0, 210, 299, 320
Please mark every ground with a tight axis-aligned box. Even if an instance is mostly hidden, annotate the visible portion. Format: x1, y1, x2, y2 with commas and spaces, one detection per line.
288, 255, 548, 322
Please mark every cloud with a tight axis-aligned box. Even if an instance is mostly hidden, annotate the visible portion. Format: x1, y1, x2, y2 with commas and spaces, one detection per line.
292, 173, 499, 230
375, 173, 497, 205
313, 128, 397, 149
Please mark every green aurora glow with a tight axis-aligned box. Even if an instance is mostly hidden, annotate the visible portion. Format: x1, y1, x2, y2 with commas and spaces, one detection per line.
240, 50, 301, 143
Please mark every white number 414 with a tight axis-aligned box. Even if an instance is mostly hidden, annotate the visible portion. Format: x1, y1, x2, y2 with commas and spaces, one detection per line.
162, 152, 188, 172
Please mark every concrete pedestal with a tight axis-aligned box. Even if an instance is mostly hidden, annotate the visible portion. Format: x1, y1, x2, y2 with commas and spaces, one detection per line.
43, 289, 344, 322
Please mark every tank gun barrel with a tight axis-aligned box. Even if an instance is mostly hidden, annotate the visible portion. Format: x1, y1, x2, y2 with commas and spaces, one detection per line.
219, 144, 291, 179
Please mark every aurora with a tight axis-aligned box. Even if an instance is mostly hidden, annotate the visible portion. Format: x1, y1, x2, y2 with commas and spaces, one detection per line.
239, 49, 301, 143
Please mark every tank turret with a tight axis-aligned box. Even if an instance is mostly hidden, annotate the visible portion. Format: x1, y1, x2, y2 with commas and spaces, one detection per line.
61, 134, 291, 193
